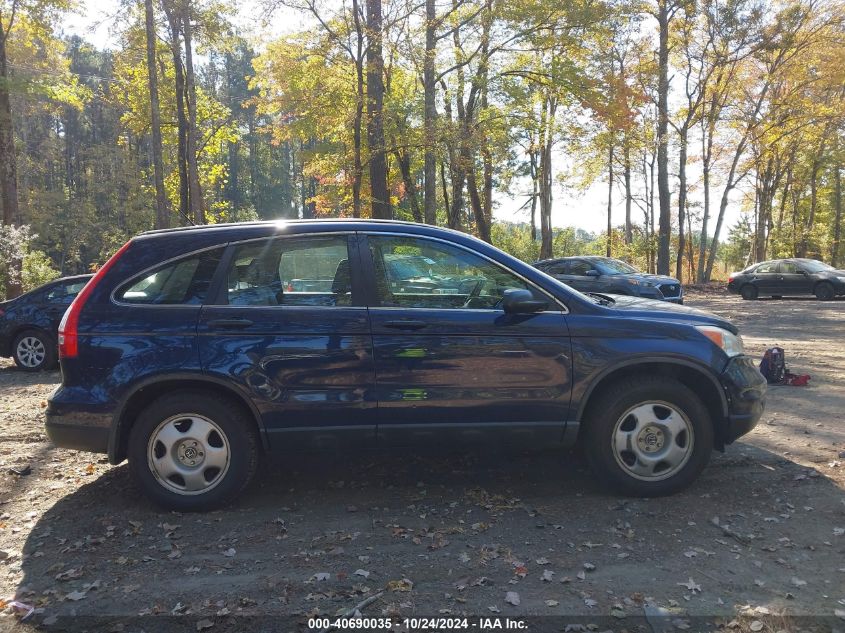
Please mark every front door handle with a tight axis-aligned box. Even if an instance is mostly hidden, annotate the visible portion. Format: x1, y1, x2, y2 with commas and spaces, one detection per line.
383, 319, 427, 331
207, 318, 254, 329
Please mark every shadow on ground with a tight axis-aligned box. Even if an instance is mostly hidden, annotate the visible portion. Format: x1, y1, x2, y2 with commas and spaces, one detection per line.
12, 442, 845, 632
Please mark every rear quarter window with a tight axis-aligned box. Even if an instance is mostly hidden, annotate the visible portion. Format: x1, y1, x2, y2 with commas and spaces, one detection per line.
115, 248, 224, 305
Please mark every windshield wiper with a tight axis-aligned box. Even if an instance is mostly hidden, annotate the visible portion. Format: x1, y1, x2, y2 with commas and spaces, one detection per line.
588, 292, 615, 306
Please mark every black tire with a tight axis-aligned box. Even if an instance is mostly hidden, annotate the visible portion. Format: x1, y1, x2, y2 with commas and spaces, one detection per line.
740, 284, 758, 301
128, 390, 259, 511
12, 329, 57, 372
814, 281, 834, 301
583, 376, 714, 497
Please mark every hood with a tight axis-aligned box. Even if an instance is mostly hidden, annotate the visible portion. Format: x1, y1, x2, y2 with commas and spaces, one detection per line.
625, 273, 679, 284
606, 294, 738, 333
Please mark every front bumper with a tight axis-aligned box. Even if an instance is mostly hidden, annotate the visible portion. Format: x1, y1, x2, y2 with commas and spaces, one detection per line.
719, 355, 766, 444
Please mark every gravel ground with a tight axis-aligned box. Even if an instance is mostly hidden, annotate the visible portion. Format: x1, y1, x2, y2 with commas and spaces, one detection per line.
0, 291, 843, 632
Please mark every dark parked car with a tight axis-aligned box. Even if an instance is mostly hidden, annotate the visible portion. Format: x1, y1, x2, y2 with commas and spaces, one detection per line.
46, 220, 765, 511
728, 258, 845, 301
0, 275, 92, 371
533, 256, 684, 303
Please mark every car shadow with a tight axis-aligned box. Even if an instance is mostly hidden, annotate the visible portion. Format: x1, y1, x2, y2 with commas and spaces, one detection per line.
13, 442, 845, 628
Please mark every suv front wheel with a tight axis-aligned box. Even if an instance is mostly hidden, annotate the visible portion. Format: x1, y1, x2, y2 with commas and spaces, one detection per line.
584, 376, 713, 496
128, 391, 259, 511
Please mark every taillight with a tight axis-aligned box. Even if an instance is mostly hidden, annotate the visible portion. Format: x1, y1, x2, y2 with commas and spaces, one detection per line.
58, 240, 133, 359
728, 276, 734, 283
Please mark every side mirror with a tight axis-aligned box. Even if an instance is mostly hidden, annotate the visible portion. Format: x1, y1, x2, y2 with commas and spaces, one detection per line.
502, 289, 548, 314
585, 270, 600, 277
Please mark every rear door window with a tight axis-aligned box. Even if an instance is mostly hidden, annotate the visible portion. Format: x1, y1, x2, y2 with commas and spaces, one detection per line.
116, 248, 224, 305
226, 235, 352, 307
569, 260, 595, 276
46, 280, 88, 304
754, 262, 778, 274
544, 262, 568, 275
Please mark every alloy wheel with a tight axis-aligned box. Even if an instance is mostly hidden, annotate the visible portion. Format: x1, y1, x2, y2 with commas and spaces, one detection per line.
16, 336, 46, 368
147, 414, 231, 495
611, 401, 694, 481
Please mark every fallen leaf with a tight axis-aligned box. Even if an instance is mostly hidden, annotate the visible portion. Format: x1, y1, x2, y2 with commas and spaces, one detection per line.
313, 573, 330, 582
65, 591, 87, 601
354, 569, 370, 579
505, 592, 520, 606
541, 570, 555, 582
791, 577, 807, 587
677, 578, 701, 593
196, 619, 214, 631
749, 621, 763, 632
545, 599, 559, 607
222, 548, 236, 557
387, 578, 413, 592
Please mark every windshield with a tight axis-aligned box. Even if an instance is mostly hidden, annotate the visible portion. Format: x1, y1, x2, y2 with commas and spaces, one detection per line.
800, 260, 834, 273
595, 258, 639, 275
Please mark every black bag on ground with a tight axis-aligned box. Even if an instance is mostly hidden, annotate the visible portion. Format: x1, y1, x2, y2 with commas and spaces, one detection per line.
759, 346, 786, 384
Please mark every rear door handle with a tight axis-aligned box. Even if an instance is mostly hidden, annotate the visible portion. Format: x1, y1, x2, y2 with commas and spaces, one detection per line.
383, 319, 427, 331
206, 318, 254, 329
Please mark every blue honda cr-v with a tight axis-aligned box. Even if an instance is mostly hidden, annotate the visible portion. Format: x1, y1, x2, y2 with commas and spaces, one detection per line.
46, 220, 765, 510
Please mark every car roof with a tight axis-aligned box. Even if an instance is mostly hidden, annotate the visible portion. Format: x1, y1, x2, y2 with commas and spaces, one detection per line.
141, 218, 438, 237
53, 274, 94, 283
534, 256, 613, 264
135, 219, 493, 249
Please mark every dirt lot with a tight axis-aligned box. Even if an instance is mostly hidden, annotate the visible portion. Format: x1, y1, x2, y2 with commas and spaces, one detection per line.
0, 292, 843, 632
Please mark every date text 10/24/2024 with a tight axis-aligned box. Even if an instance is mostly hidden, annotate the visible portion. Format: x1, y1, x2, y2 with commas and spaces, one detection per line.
307, 617, 529, 630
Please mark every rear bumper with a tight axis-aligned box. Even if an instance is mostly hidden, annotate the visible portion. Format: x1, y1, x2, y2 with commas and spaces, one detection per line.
719, 355, 766, 444
45, 388, 112, 454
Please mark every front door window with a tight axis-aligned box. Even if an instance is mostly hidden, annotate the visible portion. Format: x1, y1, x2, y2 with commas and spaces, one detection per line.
368, 235, 544, 310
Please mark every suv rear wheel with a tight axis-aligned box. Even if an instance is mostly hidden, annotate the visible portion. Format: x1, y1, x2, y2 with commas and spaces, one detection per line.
584, 376, 713, 496
128, 391, 259, 511
13, 329, 56, 371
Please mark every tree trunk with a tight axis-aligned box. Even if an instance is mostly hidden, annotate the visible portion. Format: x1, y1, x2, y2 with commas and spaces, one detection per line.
164, 2, 189, 223
833, 162, 842, 267
351, 0, 364, 217
144, 0, 170, 229
366, 0, 390, 219
0, 28, 22, 297
394, 149, 422, 222
539, 132, 553, 260
606, 142, 613, 257
656, 0, 671, 276
182, 7, 204, 224
696, 118, 711, 282
799, 146, 824, 257
529, 148, 538, 242
422, 0, 437, 224
439, 159, 451, 224
623, 139, 632, 245
675, 127, 687, 280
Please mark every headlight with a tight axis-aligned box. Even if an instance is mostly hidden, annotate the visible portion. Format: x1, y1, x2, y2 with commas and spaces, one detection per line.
695, 326, 744, 357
